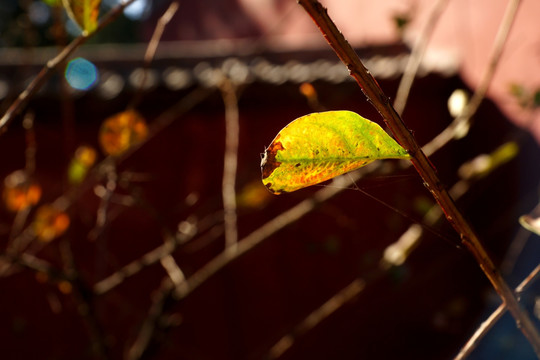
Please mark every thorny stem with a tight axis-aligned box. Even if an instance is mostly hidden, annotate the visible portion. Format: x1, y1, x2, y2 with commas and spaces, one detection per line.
0, 0, 139, 134
297, 0, 540, 355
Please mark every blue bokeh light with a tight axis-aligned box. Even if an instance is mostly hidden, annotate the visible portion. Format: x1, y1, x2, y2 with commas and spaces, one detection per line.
65, 58, 99, 90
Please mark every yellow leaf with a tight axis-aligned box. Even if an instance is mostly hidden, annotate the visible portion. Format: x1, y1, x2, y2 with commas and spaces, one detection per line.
62, 0, 101, 33
261, 111, 410, 194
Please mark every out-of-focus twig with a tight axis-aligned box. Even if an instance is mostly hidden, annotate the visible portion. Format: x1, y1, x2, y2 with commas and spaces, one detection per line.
130, 1, 180, 108
422, 0, 522, 156
383, 141, 520, 267
126, 278, 177, 360
220, 78, 240, 253
59, 241, 110, 360
93, 230, 192, 295
0, 0, 139, 134
455, 264, 540, 360
393, 0, 450, 115
173, 170, 364, 300
89, 163, 117, 241
268, 279, 365, 359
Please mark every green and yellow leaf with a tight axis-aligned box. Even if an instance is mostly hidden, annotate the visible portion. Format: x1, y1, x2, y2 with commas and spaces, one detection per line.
62, 0, 101, 33
261, 111, 410, 194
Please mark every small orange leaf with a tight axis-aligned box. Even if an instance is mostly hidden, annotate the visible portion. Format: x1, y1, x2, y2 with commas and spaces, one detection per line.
57, 281, 73, 294
33, 205, 70, 242
3, 170, 42, 212
99, 110, 149, 156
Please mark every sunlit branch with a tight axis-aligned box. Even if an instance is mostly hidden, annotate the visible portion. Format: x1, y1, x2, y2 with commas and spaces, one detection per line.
296, 0, 540, 354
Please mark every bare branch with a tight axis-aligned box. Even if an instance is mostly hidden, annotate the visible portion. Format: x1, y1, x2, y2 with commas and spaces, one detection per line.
173, 170, 365, 300
423, 0, 522, 156
220, 78, 240, 253
296, 0, 540, 354
130, 1, 180, 108
455, 264, 540, 360
393, 0, 450, 115
126, 278, 177, 360
267, 279, 365, 359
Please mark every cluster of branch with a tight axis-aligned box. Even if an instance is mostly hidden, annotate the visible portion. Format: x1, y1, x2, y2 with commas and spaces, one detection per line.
0, 0, 538, 359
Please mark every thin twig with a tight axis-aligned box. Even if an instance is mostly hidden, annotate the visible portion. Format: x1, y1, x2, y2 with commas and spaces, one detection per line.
173, 171, 364, 299
126, 277, 176, 360
268, 142, 520, 358
393, 0, 450, 115
267, 279, 365, 359
89, 163, 117, 241
383, 141, 520, 267
130, 1, 180, 108
455, 264, 540, 360
93, 234, 177, 295
220, 78, 240, 253
422, 0, 522, 156
296, 0, 540, 354
59, 240, 110, 359
0, 0, 139, 134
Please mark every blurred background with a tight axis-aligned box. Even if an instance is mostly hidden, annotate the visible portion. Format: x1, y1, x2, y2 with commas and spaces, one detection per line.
0, 0, 539, 359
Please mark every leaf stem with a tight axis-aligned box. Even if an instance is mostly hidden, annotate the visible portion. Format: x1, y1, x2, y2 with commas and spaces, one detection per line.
296, 0, 540, 355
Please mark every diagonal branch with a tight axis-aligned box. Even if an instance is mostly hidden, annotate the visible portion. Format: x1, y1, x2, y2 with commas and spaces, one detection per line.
455, 264, 540, 360
296, 0, 540, 355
